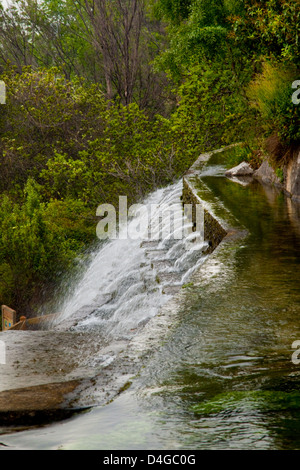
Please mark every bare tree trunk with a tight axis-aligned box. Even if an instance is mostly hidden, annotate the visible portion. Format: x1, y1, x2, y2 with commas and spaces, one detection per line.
78, 0, 144, 104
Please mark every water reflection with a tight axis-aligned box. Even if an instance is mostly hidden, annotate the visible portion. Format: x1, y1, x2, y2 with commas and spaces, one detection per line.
134, 171, 300, 450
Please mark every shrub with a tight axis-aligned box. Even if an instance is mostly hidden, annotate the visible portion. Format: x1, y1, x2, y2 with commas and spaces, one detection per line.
0, 179, 95, 314
169, 64, 254, 162
247, 62, 300, 147
224, 142, 264, 170
0, 66, 181, 206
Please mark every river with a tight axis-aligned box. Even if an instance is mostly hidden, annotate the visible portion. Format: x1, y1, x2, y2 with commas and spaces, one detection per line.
2, 152, 300, 450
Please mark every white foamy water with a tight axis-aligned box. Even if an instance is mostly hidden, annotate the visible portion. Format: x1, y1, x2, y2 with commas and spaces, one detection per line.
54, 181, 208, 340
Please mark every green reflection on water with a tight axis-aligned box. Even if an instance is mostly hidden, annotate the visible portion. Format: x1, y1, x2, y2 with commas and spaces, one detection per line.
192, 390, 300, 415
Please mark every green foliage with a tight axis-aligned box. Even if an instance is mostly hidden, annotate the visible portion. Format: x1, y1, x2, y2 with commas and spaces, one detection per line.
275, 167, 284, 183
0, 0, 171, 115
0, 66, 181, 202
153, 0, 193, 24
154, 0, 248, 79
169, 64, 253, 161
154, 0, 300, 155
224, 145, 252, 168
237, 0, 300, 65
223, 142, 264, 170
0, 66, 186, 312
247, 62, 300, 144
0, 0, 92, 79
0, 67, 105, 190
0, 179, 95, 312
38, 103, 179, 207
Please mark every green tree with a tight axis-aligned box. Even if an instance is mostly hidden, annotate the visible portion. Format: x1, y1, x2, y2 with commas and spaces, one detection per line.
0, 0, 171, 115
0, 65, 186, 313
231, 0, 300, 66
153, 0, 300, 155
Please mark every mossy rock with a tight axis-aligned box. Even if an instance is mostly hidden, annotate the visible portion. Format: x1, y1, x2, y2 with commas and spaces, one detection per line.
192, 391, 300, 415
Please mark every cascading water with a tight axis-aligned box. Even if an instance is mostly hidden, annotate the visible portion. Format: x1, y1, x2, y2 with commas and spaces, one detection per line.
54, 180, 208, 342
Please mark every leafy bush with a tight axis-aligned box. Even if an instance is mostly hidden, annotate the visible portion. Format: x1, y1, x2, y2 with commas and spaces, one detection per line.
169, 64, 254, 162
224, 142, 264, 170
0, 66, 182, 204
0, 179, 95, 313
237, 0, 300, 66
0, 66, 108, 192
247, 62, 300, 146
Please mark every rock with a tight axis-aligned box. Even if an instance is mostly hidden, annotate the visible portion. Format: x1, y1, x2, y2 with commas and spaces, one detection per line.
0, 381, 86, 426
286, 149, 300, 200
225, 161, 254, 177
253, 160, 281, 186
253, 149, 300, 201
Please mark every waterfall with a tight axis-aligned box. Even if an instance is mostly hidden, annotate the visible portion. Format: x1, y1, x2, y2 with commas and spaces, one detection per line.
53, 180, 208, 340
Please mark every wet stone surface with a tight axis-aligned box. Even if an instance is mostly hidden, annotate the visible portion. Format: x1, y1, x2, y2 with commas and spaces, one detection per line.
0, 329, 133, 429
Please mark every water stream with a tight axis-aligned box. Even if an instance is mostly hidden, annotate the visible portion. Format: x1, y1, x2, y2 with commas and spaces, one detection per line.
2, 154, 300, 450
53, 180, 208, 341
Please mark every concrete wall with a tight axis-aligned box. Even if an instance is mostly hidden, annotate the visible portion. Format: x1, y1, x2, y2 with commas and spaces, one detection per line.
182, 177, 227, 253
181, 147, 240, 254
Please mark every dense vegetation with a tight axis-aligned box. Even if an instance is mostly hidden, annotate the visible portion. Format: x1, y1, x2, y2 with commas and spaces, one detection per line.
0, 0, 299, 315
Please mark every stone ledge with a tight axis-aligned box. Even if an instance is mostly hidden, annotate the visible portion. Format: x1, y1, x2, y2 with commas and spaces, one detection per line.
182, 146, 245, 253
182, 177, 227, 253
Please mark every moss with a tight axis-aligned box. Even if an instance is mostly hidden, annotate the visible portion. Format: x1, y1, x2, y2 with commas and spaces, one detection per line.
182, 282, 194, 288
275, 168, 284, 183
117, 381, 132, 395
192, 390, 300, 415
